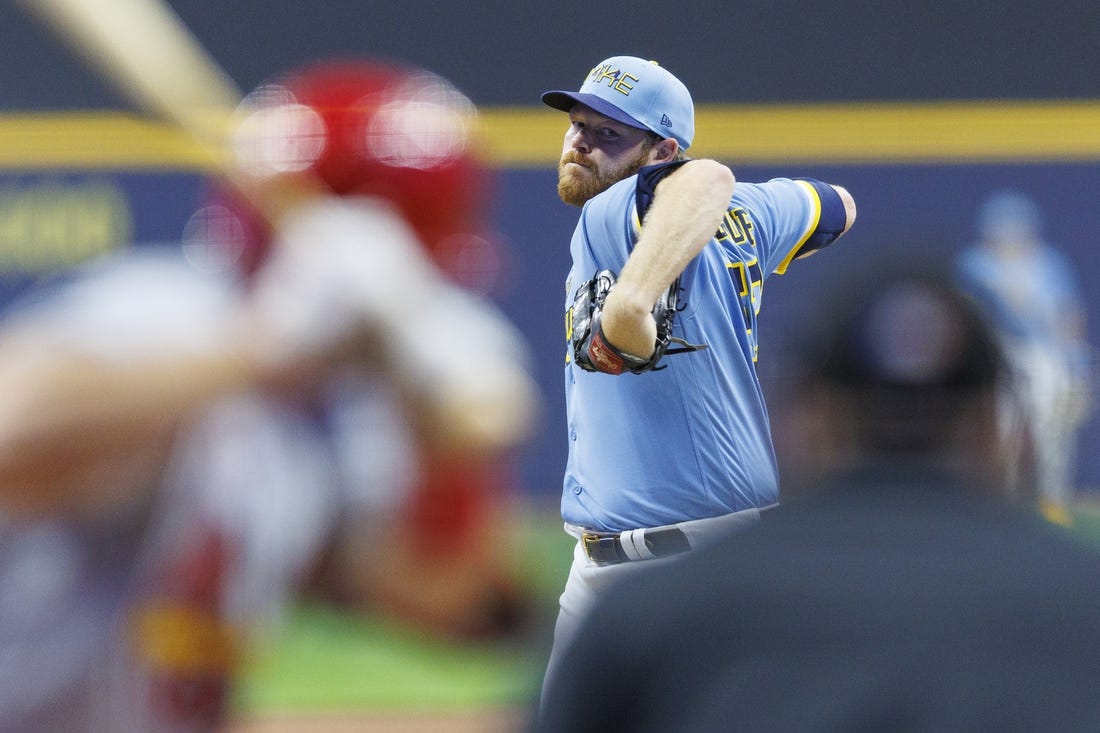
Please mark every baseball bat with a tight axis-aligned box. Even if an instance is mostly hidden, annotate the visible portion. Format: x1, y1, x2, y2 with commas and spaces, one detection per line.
15, 0, 240, 152
13, 0, 319, 218
14, 0, 538, 451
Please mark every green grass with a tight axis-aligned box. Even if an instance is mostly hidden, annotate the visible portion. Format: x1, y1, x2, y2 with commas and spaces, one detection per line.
234, 499, 1100, 715
1069, 499, 1100, 548
234, 604, 545, 713
232, 505, 572, 715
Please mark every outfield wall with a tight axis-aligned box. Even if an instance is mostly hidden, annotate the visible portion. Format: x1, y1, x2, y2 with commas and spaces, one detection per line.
0, 105, 1097, 497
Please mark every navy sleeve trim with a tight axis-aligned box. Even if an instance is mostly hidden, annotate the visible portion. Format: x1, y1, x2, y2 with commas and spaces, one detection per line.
634, 160, 691, 222
794, 177, 847, 254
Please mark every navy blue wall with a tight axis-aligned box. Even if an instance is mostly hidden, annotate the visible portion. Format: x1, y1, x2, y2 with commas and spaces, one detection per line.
497, 162, 1100, 499
1, 157, 1097, 498
1, 0, 1097, 500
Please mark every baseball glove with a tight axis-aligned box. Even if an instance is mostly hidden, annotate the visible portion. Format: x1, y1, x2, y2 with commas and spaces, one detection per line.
570, 270, 707, 375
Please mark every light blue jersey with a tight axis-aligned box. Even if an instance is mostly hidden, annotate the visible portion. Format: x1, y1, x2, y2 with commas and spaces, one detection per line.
562, 164, 848, 531
955, 243, 1083, 351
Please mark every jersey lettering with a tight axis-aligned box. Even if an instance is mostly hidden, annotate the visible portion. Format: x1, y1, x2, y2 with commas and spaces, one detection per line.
726, 258, 763, 309
726, 256, 764, 362
727, 261, 749, 296
715, 207, 756, 247
717, 206, 763, 359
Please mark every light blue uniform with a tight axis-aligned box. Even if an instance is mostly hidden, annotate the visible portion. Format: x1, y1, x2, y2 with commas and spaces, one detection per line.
954, 192, 1092, 511
955, 243, 1083, 352
563, 163, 849, 532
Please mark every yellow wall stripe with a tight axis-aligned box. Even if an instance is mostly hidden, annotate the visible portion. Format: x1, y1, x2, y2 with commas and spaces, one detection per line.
1, 101, 1097, 171
0, 114, 224, 170
486, 101, 1100, 166
687, 100, 1100, 164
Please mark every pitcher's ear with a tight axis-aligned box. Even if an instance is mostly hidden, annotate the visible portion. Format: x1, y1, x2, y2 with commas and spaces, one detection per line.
652, 137, 679, 163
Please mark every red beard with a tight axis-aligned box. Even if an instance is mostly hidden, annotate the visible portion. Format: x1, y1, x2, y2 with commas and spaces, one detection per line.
556, 149, 650, 207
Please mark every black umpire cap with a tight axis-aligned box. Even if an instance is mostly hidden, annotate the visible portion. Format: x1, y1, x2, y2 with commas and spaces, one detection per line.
799, 261, 1009, 451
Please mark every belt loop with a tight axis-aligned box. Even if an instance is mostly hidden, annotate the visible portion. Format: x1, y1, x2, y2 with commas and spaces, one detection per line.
620, 529, 654, 561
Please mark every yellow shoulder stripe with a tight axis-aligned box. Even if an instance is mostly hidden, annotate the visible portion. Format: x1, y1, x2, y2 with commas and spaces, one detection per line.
774, 180, 821, 275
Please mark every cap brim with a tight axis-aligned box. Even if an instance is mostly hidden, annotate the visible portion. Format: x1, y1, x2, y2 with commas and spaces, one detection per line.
540, 90, 649, 133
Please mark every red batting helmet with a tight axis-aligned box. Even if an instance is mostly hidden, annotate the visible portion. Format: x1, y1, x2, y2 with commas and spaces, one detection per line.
185, 58, 502, 290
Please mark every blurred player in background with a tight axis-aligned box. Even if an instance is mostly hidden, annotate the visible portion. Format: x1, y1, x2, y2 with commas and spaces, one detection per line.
202, 60, 537, 639
533, 264, 1100, 733
0, 58, 537, 732
954, 190, 1094, 525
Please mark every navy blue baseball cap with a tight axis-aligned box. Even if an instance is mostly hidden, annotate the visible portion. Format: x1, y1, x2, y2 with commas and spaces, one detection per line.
814, 270, 1005, 393
541, 56, 695, 150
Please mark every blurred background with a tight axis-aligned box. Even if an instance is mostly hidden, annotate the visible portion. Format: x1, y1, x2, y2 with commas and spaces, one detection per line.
1, 1, 1098, 730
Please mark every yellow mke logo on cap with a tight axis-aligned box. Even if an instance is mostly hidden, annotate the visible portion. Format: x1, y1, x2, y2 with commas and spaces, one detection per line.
587, 64, 640, 97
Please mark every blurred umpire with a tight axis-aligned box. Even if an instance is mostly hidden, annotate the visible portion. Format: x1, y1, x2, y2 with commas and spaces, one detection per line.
533, 261, 1100, 733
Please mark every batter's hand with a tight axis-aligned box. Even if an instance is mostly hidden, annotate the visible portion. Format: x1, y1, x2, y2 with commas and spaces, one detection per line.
247, 194, 538, 452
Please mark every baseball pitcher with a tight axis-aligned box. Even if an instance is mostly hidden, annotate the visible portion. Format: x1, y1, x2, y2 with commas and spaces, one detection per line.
538, 55, 857, 703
